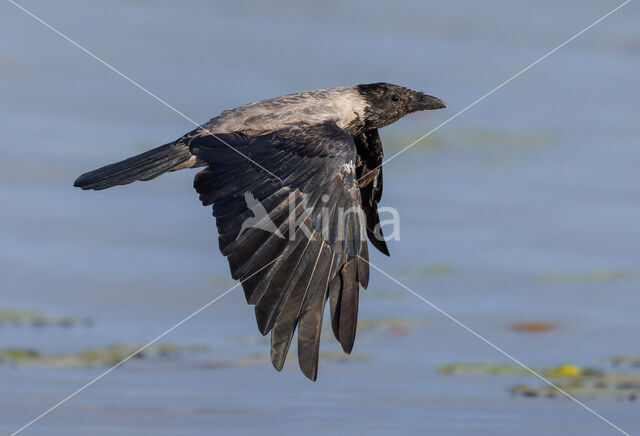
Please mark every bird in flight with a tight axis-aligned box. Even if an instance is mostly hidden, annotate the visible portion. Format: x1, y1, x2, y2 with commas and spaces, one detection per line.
74, 83, 446, 380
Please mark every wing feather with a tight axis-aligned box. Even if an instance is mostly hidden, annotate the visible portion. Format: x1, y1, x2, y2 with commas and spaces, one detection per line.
297, 249, 334, 380
191, 121, 371, 380
338, 258, 359, 353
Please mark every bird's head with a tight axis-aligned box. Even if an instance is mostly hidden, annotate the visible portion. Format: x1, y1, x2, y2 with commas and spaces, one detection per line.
357, 82, 446, 129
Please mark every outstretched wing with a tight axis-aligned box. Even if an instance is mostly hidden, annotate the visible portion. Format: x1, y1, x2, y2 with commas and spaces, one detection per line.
189, 121, 370, 381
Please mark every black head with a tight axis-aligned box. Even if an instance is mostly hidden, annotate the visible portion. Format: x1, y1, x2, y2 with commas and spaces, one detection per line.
357, 82, 446, 129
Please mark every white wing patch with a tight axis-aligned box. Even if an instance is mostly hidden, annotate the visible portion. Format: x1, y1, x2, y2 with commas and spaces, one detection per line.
342, 160, 355, 173
341, 159, 356, 188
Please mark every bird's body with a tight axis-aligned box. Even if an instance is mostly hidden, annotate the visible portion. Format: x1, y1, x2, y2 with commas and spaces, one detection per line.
212, 86, 369, 135
74, 83, 445, 380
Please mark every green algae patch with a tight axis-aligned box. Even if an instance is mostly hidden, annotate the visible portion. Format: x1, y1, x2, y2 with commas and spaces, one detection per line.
0, 307, 92, 327
0, 348, 41, 363
393, 263, 454, 277
235, 317, 431, 346
438, 362, 594, 378
207, 350, 371, 369
439, 360, 640, 400
544, 363, 584, 378
318, 351, 370, 362
510, 371, 640, 401
532, 269, 640, 284
0, 343, 210, 367
286, 350, 370, 363
438, 362, 530, 376
610, 355, 640, 367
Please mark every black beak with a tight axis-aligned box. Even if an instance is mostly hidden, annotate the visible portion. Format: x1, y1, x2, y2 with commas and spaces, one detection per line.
410, 93, 447, 111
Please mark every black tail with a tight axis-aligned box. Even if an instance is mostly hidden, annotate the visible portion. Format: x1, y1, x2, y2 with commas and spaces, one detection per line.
73, 142, 192, 190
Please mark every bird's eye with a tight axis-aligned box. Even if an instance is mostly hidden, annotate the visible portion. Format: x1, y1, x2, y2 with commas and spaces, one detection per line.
391, 95, 399, 102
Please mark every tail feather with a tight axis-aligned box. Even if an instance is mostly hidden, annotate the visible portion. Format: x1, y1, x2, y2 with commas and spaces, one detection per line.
73, 143, 192, 190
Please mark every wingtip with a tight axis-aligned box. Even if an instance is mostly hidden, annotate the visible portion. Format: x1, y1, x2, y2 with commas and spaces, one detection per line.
299, 361, 319, 381
378, 241, 390, 256
368, 231, 390, 256
340, 338, 355, 354
255, 306, 275, 335
73, 174, 100, 190
73, 176, 87, 189
271, 357, 285, 372
299, 352, 320, 381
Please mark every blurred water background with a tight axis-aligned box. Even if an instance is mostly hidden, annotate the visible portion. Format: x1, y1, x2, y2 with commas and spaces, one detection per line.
1, 0, 639, 434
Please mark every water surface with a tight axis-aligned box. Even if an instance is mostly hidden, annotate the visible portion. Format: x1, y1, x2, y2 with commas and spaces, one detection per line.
1, 1, 639, 434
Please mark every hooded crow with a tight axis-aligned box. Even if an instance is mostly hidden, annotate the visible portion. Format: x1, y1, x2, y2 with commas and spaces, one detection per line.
74, 83, 446, 380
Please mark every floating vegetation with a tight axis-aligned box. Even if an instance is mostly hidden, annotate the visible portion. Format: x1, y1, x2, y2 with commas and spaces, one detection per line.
609, 356, 640, 368
284, 350, 369, 364
509, 321, 559, 333
439, 361, 640, 400
394, 263, 453, 277
510, 371, 640, 401
532, 270, 640, 284
544, 364, 585, 378
438, 362, 531, 376
234, 317, 431, 345
204, 350, 370, 370
0, 348, 40, 362
438, 362, 596, 378
0, 307, 92, 328
0, 344, 210, 367
318, 351, 370, 362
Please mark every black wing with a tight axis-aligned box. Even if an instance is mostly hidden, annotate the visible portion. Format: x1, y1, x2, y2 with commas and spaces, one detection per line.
189, 121, 370, 381
354, 129, 389, 256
